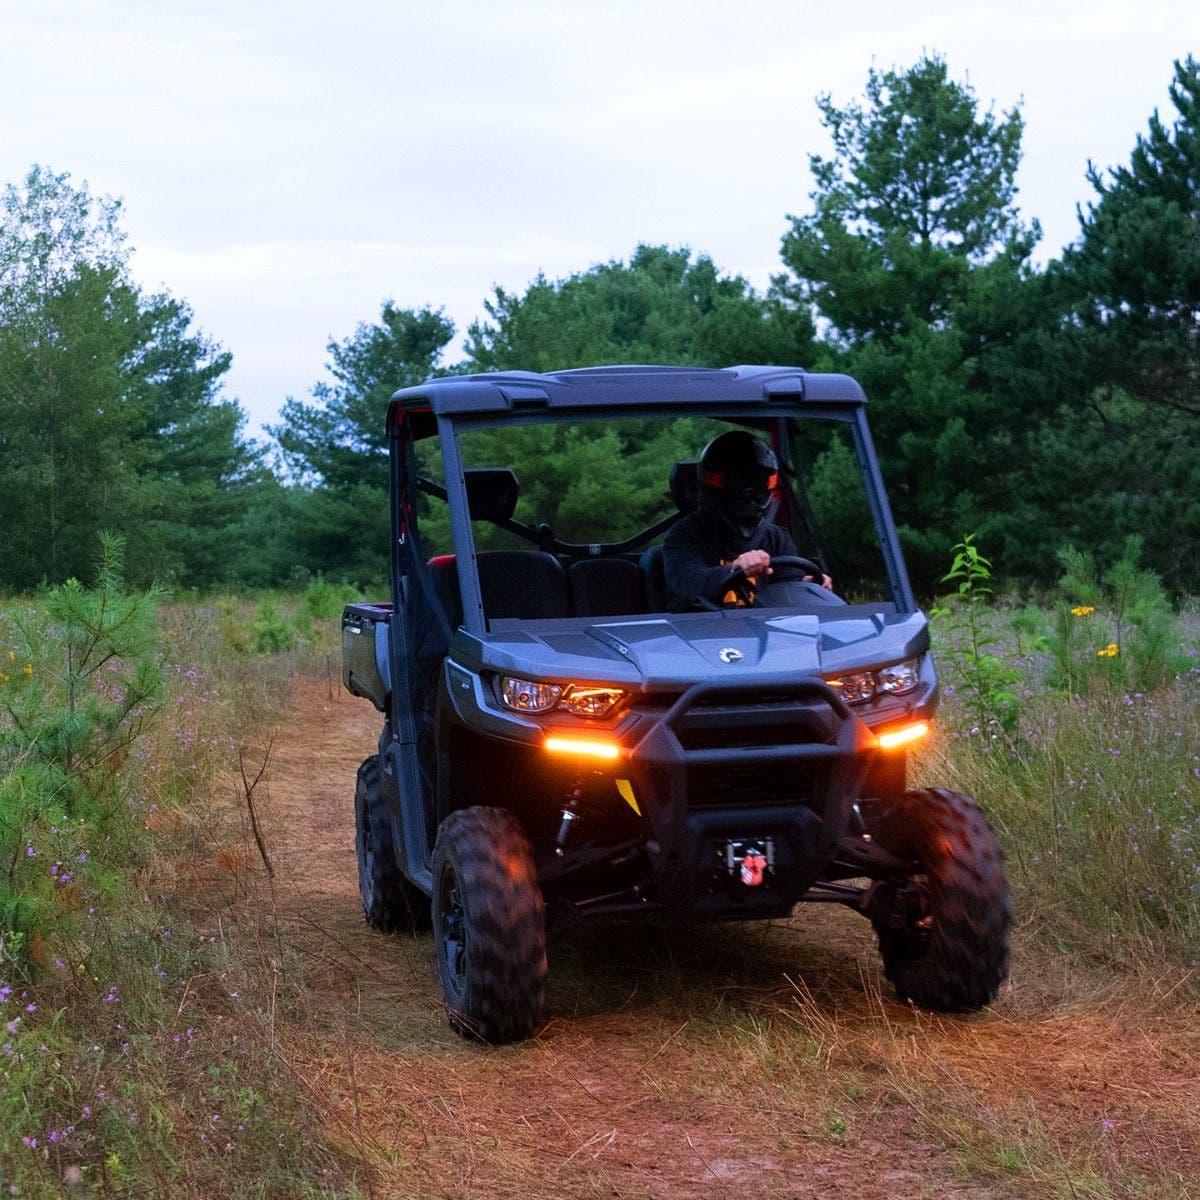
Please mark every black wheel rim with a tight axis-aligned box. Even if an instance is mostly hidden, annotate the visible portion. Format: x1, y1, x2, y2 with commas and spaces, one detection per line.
438, 863, 467, 991
896, 875, 934, 946
358, 792, 376, 910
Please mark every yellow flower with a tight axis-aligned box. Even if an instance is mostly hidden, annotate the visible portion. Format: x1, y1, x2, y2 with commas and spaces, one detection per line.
0, 672, 7, 684
6, 650, 14, 661
1096, 643, 1119, 658
22, 663, 33, 678
1071, 605, 1095, 617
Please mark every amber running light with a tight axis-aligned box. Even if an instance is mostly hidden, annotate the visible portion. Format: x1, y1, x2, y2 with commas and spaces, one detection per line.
876, 721, 930, 750
544, 736, 622, 762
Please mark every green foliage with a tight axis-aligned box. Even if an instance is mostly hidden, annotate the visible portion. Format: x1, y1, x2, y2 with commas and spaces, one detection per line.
296, 575, 361, 624
271, 302, 455, 582
932, 535, 1022, 736
1045, 536, 1188, 695
1062, 56, 1200, 424
940, 674, 1200, 972
0, 535, 164, 961
775, 55, 1053, 590
467, 243, 814, 373
0, 166, 257, 591
251, 597, 297, 655
0, 572, 359, 1198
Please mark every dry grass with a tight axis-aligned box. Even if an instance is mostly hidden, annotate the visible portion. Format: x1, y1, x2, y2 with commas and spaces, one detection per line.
172, 674, 1200, 1200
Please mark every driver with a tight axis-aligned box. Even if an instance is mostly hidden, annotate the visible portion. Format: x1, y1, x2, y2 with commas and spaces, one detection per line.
662, 430, 832, 609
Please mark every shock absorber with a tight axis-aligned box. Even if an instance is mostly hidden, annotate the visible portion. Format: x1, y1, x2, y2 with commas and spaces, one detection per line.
555, 785, 584, 856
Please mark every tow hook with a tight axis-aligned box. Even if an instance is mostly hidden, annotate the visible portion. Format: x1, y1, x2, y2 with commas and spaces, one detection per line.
739, 850, 768, 887
724, 839, 774, 886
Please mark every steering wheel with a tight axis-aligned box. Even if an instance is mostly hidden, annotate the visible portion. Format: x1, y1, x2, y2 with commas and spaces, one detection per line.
728, 554, 825, 582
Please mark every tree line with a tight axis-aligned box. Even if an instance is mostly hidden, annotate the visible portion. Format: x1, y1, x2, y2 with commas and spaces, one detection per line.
1, 53, 1197, 595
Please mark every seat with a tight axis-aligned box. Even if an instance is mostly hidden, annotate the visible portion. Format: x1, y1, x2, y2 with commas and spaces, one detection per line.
428, 551, 571, 628
639, 460, 700, 612
639, 546, 670, 612
567, 558, 646, 617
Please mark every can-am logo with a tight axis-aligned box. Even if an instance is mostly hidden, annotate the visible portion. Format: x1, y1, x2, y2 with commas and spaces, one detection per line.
718, 647, 743, 664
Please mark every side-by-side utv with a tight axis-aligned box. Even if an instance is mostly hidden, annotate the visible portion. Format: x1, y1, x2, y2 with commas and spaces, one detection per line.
342, 365, 1011, 1042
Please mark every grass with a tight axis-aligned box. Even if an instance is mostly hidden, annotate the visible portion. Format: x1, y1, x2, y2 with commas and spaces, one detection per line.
3, 582, 1199, 1197
927, 605, 1200, 974
0, 588, 360, 1198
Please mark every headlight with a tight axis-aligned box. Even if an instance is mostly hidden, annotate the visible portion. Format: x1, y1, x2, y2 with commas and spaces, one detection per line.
826, 658, 921, 705
500, 677, 626, 719
559, 686, 625, 718
829, 671, 875, 704
877, 659, 920, 695
501, 676, 562, 713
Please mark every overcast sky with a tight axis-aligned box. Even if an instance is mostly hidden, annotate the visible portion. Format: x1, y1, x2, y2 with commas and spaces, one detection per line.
2, 1, 1197, 435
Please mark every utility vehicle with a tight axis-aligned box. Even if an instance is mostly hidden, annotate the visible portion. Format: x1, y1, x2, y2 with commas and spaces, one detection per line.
342, 365, 1011, 1042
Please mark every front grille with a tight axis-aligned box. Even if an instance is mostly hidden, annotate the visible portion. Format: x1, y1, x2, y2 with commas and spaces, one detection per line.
675, 699, 838, 752
686, 761, 815, 810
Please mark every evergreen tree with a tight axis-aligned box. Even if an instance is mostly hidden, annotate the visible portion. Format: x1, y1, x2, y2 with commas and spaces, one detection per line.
1045, 56, 1200, 587
1064, 55, 1200, 420
467, 243, 813, 372
271, 303, 455, 582
775, 55, 1049, 587
0, 167, 251, 589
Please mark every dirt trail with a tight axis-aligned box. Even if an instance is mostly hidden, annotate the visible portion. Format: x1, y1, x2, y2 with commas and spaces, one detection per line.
229, 679, 1200, 1200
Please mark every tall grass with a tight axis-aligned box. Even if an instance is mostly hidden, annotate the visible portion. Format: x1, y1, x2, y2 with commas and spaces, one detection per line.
929, 550, 1200, 974
0, 561, 356, 1198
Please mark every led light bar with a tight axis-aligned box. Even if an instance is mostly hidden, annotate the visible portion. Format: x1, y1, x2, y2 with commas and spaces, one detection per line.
544, 736, 622, 761
876, 721, 930, 750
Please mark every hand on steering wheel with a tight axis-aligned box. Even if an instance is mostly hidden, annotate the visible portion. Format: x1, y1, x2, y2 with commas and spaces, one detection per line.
728, 553, 832, 591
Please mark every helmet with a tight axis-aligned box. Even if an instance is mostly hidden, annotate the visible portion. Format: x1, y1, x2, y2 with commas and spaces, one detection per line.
697, 431, 779, 541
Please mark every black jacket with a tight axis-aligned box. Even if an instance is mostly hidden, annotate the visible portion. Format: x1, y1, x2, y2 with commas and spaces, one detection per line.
663, 512, 798, 608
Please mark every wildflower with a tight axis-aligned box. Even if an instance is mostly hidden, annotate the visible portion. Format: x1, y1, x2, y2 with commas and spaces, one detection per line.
0, 986, 12, 1002
1097, 643, 1119, 657
25, 845, 36, 858
24, 1003, 36, 1014
0, 672, 7, 683
23, 663, 32, 678
1071, 605, 1095, 617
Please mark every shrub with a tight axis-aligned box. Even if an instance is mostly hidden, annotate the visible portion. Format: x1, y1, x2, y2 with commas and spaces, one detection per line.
1046, 537, 1190, 695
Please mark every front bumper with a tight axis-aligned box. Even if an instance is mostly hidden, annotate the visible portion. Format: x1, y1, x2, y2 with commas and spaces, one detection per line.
623, 679, 877, 920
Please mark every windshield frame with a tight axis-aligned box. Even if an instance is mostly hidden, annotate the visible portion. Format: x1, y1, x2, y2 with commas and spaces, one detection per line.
430, 401, 915, 634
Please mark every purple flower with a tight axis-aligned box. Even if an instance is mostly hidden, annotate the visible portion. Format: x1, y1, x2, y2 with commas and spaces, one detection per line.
21, 1136, 36, 1149
24, 1003, 36, 1013
25, 846, 35, 858
0, 986, 12, 1002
